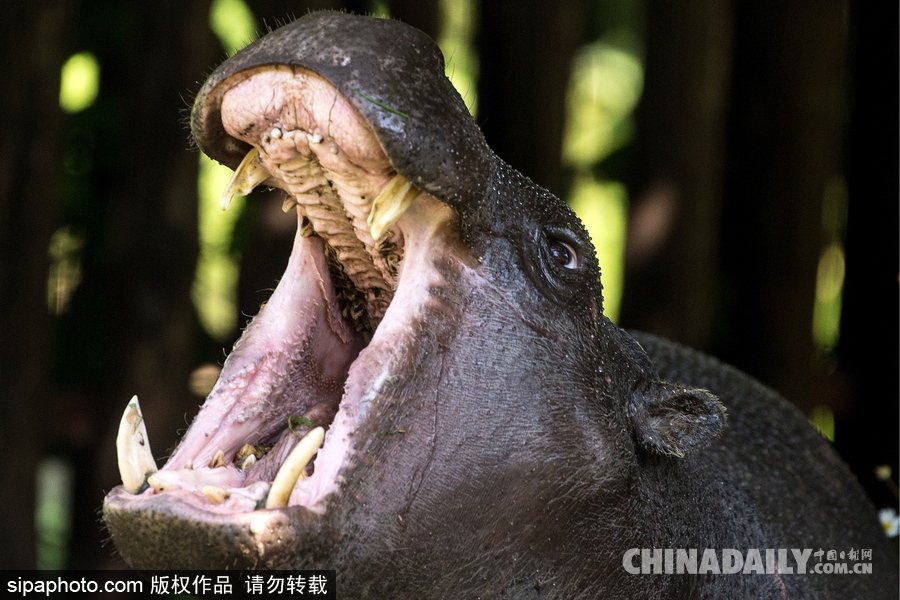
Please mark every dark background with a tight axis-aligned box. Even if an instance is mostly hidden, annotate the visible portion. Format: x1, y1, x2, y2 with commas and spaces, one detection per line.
1, 0, 896, 569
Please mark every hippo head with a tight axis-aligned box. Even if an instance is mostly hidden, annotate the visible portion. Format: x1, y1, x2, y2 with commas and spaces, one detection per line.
103, 12, 724, 596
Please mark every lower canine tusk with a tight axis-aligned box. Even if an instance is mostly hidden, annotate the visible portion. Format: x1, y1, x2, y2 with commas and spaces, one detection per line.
116, 395, 158, 494
265, 427, 325, 509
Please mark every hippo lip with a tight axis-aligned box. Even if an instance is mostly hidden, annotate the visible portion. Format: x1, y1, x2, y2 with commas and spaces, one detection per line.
111, 65, 461, 519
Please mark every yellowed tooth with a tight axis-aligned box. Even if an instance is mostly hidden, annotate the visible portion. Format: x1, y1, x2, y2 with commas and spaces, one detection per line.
221, 147, 269, 210
209, 449, 227, 469
236, 443, 263, 471
265, 427, 325, 509
235, 443, 259, 462
146, 474, 175, 493
367, 174, 420, 242
116, 395, 158, 493
201, 485, 231, 504
299, 215, 315, 238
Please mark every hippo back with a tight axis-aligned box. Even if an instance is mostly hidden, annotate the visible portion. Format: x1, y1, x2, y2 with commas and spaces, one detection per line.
630, 331, 898, 599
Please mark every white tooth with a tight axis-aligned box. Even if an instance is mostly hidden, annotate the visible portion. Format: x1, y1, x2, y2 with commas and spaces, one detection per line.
145, 465, 242, 492
116, 395, 158, 493
265, 427, 325, 509
367, 174, 420, 242
202, 485, 230, 504
307, 132, 323, 144
221, 147, 269, 210
240, 454, 257, 470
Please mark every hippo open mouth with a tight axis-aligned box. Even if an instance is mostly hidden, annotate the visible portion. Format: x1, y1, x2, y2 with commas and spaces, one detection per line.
103, 13, 507, 571
114, 65, 465, 517
102, 13, 900, 596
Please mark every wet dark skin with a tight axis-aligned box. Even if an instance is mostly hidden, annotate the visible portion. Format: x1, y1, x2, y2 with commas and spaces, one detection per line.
103, 12, 897, 599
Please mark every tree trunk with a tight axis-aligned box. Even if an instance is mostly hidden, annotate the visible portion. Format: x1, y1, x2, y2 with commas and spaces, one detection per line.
716, 0, 846, 412
248, 0, 357, 28
57, 0, 218, 568
0, 0, 72, 570
620, 0, 733, 350
477, 0, 590, 197
388, 0, 441, 41
833, 2, 899, 510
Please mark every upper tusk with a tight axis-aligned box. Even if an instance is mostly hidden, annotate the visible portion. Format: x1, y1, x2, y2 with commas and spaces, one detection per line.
368, 174, 420, 242
221, 147, 270, 210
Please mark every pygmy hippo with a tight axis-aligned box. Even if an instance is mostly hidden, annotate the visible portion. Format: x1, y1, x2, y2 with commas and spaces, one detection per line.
103, 11, 898, 599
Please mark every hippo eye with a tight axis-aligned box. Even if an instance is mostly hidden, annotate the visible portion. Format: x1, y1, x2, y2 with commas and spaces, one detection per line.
548, 239, 579, 270
524, 225, 589, 304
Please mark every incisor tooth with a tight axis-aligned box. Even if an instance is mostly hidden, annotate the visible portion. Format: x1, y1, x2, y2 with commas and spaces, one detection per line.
265, 427, 325, 509
146, 474, 176, 493
116, 395, 158, 494
202, 485, 231, 504
368, 174, 420, 242
221, 147, 269, 210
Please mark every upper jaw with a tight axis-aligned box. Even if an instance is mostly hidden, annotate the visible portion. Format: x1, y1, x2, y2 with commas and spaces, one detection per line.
191, 11, 492, 215
218, 65, 406, 328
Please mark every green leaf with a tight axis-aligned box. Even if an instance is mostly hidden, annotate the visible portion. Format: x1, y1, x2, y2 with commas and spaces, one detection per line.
287, 415, 315, 431
356, 92, 409, 118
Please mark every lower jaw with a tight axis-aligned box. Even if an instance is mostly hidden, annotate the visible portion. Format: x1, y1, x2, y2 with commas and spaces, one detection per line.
135, 221, 363, 514
102, 309, 405, 571
103, 485, 326, 569
111, 194, 458, 521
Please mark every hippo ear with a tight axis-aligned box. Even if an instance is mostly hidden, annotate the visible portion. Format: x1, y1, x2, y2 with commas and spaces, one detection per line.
630, 382, 726, 457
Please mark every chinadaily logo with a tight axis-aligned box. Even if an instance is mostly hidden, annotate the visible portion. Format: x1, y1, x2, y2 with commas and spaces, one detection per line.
622, 548, 875, 575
